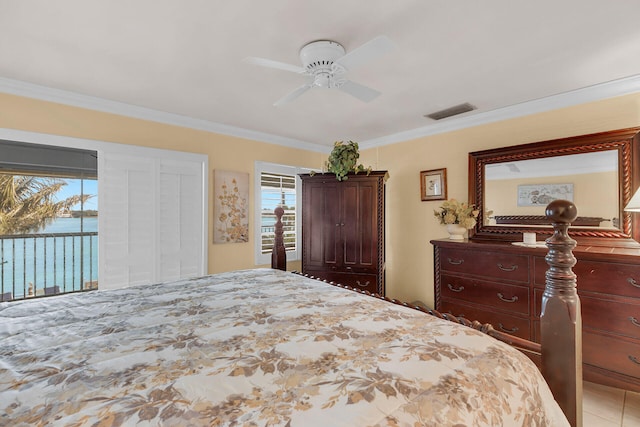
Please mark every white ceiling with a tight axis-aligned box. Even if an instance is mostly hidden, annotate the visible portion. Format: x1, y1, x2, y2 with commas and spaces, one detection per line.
2, 1, 640, 152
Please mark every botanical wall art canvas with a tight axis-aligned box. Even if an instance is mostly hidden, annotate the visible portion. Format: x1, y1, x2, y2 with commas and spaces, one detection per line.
517, 183, 574, 207
213, 170, 249, 243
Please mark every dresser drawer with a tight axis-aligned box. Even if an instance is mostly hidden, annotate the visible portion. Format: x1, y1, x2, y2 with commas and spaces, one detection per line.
584, 331, 640, 379
441, 274, 530, 315
440, 300, 531, 340
439, 248, 529, 283
581, 294, 640, 338
573, 259, 640, 298
534, 287, 640, 339
533, 256, 640, 295
308, 271, 379, 295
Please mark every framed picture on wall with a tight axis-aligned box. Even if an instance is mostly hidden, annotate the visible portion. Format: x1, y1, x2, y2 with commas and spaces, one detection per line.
213, 169, 250, 243
420, 168, 447, 201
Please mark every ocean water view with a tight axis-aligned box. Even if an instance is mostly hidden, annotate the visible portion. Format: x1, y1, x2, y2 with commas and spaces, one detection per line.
0, 217, 98, 300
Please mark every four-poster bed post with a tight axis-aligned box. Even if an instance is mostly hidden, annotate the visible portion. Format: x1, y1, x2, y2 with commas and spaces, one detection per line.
271, 206, 286, 271
541, 199, 582, 427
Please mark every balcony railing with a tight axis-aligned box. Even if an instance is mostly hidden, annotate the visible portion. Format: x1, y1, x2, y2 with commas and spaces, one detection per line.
0, 231, 98, 302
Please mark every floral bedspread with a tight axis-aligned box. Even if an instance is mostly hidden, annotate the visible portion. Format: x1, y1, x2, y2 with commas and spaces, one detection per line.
0, 269, 568, 426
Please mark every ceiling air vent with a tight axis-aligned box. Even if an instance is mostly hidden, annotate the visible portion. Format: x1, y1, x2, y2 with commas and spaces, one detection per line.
425, 102, 476, 120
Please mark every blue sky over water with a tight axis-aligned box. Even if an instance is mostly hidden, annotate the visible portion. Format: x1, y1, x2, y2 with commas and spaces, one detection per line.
55, 179, 98, 210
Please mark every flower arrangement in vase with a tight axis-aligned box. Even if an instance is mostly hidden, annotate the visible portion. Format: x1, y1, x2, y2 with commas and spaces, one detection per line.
433, 199, 479, 240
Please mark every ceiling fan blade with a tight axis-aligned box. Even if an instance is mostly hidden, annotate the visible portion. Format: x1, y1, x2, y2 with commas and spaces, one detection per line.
243, 57, 306, 74
333, 35, 395, 71
274, 84, 312, 106
337, 80, 381, 103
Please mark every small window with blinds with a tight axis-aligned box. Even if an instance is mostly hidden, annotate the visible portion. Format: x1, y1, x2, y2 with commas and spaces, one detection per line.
260, 172, 296, 254
254, 162, 310, 265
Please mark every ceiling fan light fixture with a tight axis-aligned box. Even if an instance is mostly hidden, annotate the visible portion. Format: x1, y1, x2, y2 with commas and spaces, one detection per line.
299, 40, 345, 71
245, 35, 394, 105
313, 72, 332, 88
425, 102, 477, 120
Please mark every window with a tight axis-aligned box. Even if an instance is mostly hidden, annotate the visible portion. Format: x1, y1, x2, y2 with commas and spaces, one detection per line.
254, 162, 310, 265
0, 141, 98, 301
0, 129, 208, 293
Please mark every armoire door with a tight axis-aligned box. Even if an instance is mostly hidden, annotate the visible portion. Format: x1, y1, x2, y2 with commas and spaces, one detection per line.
341, 178, 378, 272
302, 179, 340, 270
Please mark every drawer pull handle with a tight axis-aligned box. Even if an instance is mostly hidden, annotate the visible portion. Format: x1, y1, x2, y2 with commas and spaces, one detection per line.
497, 293, 518, 303
497, 263, 518, 272
498, 323, 519, 334
447, 283, 465, 293
355, 280, 370, 288
630, 317, 640, 327
628, 277, 640, 288
447, 258, 464, 265
629, 355, 640, 365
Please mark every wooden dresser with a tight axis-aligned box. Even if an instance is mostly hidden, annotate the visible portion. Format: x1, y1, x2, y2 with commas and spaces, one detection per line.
432, 238, 640, 392
301, 171, 387, 295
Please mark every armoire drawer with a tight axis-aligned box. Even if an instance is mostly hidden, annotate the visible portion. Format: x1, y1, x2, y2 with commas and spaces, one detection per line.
583, 331, 640, 379
441, 274, 529, 315
439, 247, 529, 283
440, 300, 531, 340
309, 271, 379, 295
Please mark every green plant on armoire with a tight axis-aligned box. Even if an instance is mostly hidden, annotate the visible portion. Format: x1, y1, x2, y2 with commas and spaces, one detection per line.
325, 140, 372, 181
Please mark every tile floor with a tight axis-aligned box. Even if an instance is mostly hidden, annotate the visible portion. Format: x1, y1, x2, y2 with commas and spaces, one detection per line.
583, 381, 640, 426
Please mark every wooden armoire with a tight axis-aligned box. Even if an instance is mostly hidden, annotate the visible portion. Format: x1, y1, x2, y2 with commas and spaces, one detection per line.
301, 171, 387, 296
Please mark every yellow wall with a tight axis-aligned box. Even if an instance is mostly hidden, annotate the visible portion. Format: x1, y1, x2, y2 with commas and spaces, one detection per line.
0, 93, 324, 273
360, 92, 640, 307
485, 171, 618, 225
3, 91, 640, 307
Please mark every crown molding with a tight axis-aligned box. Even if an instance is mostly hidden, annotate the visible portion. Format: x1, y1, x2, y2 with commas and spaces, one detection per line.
0, 77, 328, 153
2, 74, 640, 153
359, 74, 640, 149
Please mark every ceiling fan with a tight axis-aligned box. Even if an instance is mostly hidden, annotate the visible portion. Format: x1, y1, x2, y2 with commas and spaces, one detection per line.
243, 35, 395, 106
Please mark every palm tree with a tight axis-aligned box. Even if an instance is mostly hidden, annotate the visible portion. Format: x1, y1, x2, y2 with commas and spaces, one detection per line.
0, 175, 91, 235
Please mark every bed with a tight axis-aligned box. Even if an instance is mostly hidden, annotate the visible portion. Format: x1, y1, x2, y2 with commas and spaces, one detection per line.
0, 201, 580, 426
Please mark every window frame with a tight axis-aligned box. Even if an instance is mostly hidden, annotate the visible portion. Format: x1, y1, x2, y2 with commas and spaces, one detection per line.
254, 161, 311, 265
0, 128, 208, 290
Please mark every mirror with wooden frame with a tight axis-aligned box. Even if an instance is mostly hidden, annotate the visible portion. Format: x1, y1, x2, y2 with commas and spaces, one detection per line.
468, 127, 640, 245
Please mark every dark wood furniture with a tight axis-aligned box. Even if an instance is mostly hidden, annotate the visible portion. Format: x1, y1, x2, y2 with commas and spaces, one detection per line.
300, 171, 387, 295
271, 206, 286, 271
469, 127, 640, 244
432, 235, 640, 394
494, 215, 607, 227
